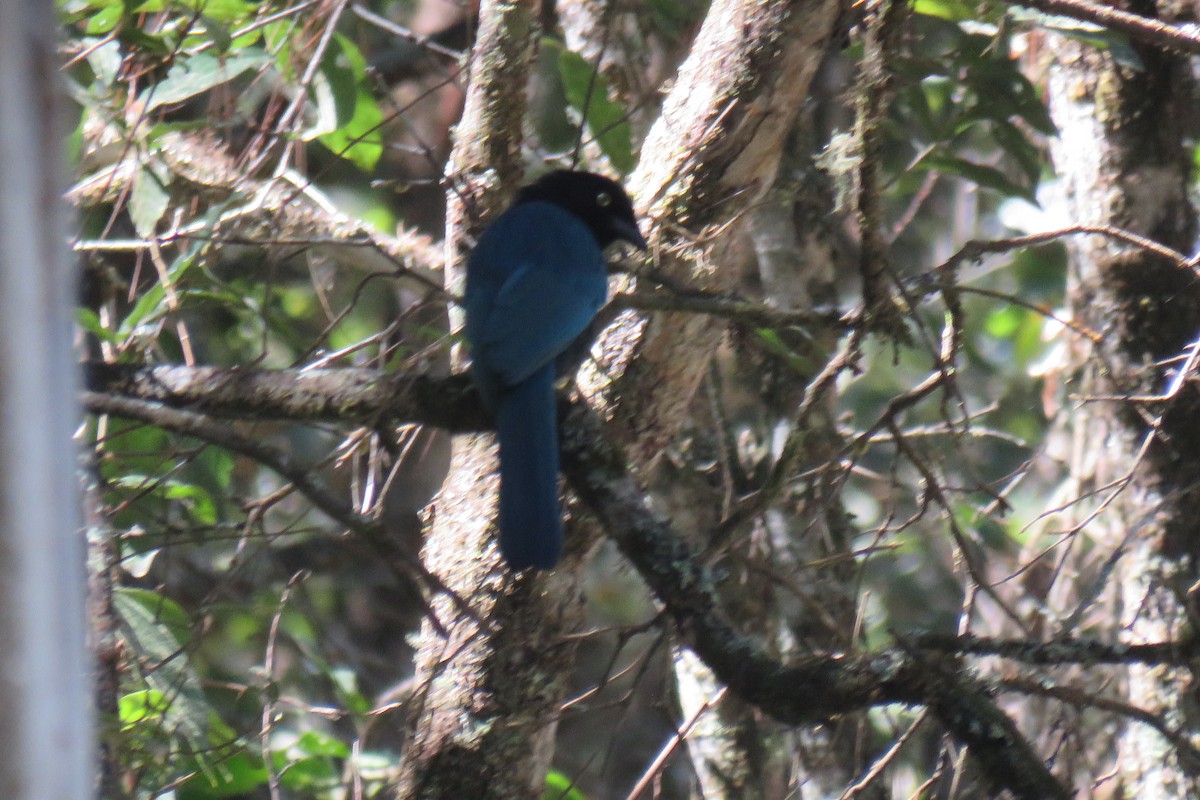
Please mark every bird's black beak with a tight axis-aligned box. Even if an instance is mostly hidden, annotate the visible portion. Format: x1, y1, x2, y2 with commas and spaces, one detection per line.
612, 216, 649, 251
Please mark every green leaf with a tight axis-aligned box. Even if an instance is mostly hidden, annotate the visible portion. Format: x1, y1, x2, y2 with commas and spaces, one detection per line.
753, 327, 818, 374
115, 587, 211, 751
197, 14, 233, 54
200, 447, 236, 490
912, 0, 976, 22
163, 480, 219, 525
543, 770, 589, 800
177, 752, 268, 799
117, 280, 166, 336
984, 304, 1023, 338
991, 119, 1042, 184
115, 586, 191, 641
328, 101, 385, 174
276, 753, 339, 791
119, 688, 170, 726
129, 165, 170, 237
910, 76, 956, 140
162, 0, 254, 23
143, 51, 268, 111
230, 27, 262, 50
316, 34, 361, 127
119, 26, 172, 56
83, 37, 123, 85
915, 152, 1037, 203
109, 471, 219, 525
77, 308, 120, 344
554, 44, 635, 173
263, 20, 296, 76
84, 1, 125, 35
296, 730, 351, 759
313, 35, 383, 172
117, 251, 195, 337
329, 665, 371, 715
1008, 7, 1144, 71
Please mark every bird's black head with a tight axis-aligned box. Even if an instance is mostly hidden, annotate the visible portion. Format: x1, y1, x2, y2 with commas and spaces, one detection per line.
515, 170, 648, 251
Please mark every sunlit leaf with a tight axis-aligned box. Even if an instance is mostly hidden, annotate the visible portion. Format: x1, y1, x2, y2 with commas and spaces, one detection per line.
554, 44, 635, 173
117, 252, 195, 337
1008, 7, 1144, 71
543, 771, 589, 800
162, 0, 254, 23
115, 587, 211, 755
912, 0, 976, 22
119, 689, 170, 726
129, 164, 170, 237
84, 1, 124, 35
276, 753, 339, 791
83, 37, 123, 85
296, 730, 351, 759
313, 34, 383, 171
143, 51, 268, 111
163, 480, 219, 525
984, 304, 1023, 338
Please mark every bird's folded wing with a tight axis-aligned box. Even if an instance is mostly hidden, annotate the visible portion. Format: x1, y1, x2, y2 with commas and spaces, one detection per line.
478, 265, 602, 385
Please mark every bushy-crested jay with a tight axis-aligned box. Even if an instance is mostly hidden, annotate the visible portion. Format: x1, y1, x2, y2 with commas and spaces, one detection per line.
464, 170, 647, 570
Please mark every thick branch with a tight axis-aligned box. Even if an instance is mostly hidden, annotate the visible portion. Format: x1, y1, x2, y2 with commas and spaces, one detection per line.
605, 0, 844, 464
83, 390, 378, 535
1010, 0, 1200, 56
83, 362, 484, 432
557, 401, 1069, 799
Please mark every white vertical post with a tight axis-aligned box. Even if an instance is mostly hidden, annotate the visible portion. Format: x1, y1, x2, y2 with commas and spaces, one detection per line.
0, 2, 91, 798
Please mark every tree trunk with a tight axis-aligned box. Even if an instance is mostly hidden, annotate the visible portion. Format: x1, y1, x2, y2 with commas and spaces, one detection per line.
1042, 11, 1200, 794
0, 2, 91, 798
396, 2, 579, 796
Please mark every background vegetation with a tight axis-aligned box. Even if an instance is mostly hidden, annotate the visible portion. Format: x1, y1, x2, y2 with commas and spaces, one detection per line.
66, 0, 1200, 797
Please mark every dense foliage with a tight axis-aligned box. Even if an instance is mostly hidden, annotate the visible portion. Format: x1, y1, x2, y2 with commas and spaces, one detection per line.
65, 0, 1199, 797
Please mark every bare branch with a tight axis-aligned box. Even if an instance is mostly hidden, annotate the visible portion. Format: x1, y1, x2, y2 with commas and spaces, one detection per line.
1009, 0, 1200, 56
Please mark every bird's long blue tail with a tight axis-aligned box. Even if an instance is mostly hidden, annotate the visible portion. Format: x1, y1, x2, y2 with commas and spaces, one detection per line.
495, 364, 562, 569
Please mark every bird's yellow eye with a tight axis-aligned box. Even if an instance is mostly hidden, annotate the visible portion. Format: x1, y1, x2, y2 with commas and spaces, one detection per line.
596, 191, 612, 208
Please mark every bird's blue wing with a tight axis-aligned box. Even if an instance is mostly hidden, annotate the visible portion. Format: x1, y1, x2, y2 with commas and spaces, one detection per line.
465, 202, 608, 388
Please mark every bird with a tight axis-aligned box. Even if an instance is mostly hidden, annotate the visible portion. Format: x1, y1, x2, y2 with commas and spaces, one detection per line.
463, 170, 647, 570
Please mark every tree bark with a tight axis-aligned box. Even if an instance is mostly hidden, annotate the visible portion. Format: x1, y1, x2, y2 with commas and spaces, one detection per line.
1042, 6, 1200, 793
395, 2, 580, 797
